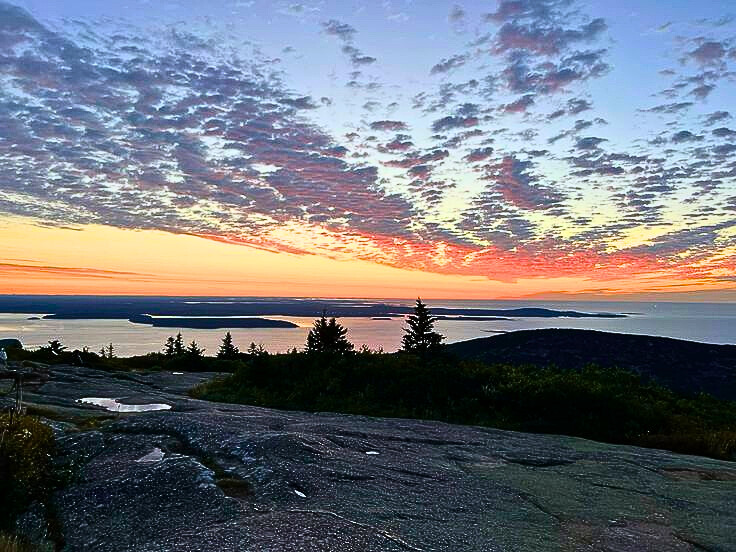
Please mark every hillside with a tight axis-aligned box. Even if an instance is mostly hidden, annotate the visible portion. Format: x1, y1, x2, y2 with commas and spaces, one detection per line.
446, 329, 736, 400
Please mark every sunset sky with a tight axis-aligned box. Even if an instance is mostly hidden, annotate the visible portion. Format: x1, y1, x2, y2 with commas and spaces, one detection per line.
1, 0, 735, 299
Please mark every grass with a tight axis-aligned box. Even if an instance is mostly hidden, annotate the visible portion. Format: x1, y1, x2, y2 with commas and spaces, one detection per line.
0, 534, 35, 552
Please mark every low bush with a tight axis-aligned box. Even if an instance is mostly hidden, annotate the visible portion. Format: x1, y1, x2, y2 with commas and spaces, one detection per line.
191, 351, 736, 461
0, 414, 55, 531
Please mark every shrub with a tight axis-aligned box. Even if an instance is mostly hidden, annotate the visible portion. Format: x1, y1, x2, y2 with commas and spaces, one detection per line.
0, 415, 55, 530
191, 352, 736, 461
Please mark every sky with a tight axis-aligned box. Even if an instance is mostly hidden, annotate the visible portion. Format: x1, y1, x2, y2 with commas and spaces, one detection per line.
0, 0, 735, 300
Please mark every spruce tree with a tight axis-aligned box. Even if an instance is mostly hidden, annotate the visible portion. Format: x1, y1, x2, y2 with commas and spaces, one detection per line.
106, 343, 115, 359
164, 336, 176, 356
217, 331, 239, 359
247, 342, 267, 356
401, 298, 444, 354
173, 332, 185, 356
305, 314, 354, 354
187, 340, 204, 358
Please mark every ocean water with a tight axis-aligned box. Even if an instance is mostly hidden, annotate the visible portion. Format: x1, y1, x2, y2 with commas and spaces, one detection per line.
0, 300, 734, 357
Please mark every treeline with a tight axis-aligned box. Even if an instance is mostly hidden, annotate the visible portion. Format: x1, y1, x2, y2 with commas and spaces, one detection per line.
9, 298, 441, 370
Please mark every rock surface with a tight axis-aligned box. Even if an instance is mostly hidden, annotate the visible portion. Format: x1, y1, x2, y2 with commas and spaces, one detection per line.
8, 363, 736, 551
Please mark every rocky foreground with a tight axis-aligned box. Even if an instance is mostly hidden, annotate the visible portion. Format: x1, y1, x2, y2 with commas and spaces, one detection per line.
6, 363, 736, 551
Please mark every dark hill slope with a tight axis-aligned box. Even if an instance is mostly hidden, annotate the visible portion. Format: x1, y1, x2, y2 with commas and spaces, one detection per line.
446, 329, 736, 401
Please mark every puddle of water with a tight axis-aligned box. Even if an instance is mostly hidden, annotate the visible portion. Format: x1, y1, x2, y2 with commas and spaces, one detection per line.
78, 397, 172, 412
137, 447, 165, 463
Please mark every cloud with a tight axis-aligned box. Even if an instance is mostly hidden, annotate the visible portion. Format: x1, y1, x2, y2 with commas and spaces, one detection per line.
322, 18, 376, 66
671, 130, 703, 143
449, 4, 465, 23
1, 0, 734, 286
0, 261, 148, 279
280, 96, 319, 109
322, 19, 356, 41
501, 94, 535, 113
705, 111, 732, 125
640, 102, 694, 114
713, 143, 736, 156
431, 115, 479, 132
481, 156, 565, 211
689, 83, 715, 99
575, 136, 606, 150
465, 147, 495, 162
430, 54, 468, 75
713, 127, 736, 139
493, 17, 606, 57
687, 41, 727, 66
567, 98, 593, 115
370, 120, 409, 131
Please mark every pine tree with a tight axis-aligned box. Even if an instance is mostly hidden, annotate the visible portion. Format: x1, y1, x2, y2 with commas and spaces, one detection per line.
106, 343, 115, 359
173, 332, 185, 356
164, 336, 176, 356
305, 314, 354, 354
217, 331, 239, 359
401, 298, 444, 354
187, 340, 204, 358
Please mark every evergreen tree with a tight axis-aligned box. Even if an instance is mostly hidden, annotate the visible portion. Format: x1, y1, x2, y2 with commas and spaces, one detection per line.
173, 332, 185, 356
187, 340, 204, 358
45, 339, 66, 355
164, 336, 176, 356
401, 298, 444, 354
217, 331, 239, 359
247, 342, 267, 356
99, 347, 107, 359
305, 314, 354, 354
106, 343, 115, 359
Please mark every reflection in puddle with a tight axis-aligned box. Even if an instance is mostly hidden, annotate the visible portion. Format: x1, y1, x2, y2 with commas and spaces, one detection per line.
78, 397, 172, 412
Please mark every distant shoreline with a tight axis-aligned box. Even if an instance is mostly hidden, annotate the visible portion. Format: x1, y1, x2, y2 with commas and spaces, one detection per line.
127, 314, 299, 330
0, 295, 626, 321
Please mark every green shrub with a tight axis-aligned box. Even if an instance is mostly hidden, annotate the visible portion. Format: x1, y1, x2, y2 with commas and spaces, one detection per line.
0, 415, 55, 530
191, 352, 736, 461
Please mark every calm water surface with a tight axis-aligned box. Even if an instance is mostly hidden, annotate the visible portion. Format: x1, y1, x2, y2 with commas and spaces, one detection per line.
1, 300, 734, 356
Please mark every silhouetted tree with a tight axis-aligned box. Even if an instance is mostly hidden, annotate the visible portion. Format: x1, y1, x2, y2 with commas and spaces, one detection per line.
187, 340, 205, 358
43, 339, 66, 355
247, 342, 267, 356
217, 332, 239, 359
106, 343, 115, 359
174, 332, 185, 356
164, 336, 176, 356
401, 298, 444, 354
305, 314, 354, 354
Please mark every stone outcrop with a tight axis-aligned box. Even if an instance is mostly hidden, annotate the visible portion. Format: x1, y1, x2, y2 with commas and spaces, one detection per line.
7, 363, 736, 551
